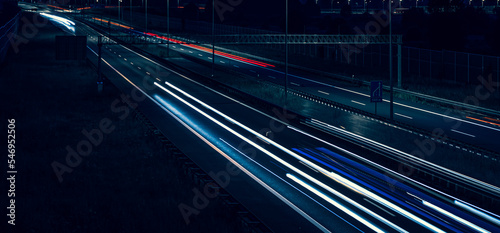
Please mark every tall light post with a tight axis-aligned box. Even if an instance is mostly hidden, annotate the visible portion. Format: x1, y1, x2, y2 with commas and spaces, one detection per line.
145, 0, 148, 32
130, 0, 132, 23
167, 0, 170, 56
285, 0, 289, 108
118, 0, 121, 21
212, 0, 215, 77
389, 0, 393, 120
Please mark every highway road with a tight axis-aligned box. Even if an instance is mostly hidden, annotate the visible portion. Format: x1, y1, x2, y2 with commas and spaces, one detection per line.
82, 14, 500, 155
160, 35, 500, 154
30, 6, 500, 233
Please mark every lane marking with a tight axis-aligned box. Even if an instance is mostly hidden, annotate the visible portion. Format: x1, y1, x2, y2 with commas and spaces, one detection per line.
318, 90, 330, 95
291, 82, 300, 86
250, 70, 256, 73
351, 100, 366, 106
198, 54, 203, 57
208, 57, 213, 60
130, 62, 134, 65
233, 65, 239, 68
395, 113, 413, 120
146, 72, 151, 75
137, 66, 141, 70
257, 65, 500, 133
220, 61, 225, 64
451, 129, 476, 138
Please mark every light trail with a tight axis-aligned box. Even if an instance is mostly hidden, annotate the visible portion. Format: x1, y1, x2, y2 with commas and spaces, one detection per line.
159, 81, 436, 233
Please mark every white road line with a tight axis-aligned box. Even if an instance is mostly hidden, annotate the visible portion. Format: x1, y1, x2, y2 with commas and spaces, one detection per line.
130, 62, 134, 65
124, 58, 127, 61
208, 57, 213, 60
198, 54, 203, 56
172, 45, 176, 48
220, 61, 225, 64
451, 129, 476, 138
118, 54, 121, 57
318, 90, 330, 95
291, 82, 300, 86
351, 100, 366, 106
146, 72, 151, 75
180, 48, 184, 50
364, 198, 395, 217
137, 67, 141, 70
395, 113, 413, 120
233, 65, 239, 68
189, 51, 193, 53
250, 70, 256, 73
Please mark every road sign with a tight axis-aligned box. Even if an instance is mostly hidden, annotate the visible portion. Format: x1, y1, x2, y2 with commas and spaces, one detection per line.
370, 81, 383, 102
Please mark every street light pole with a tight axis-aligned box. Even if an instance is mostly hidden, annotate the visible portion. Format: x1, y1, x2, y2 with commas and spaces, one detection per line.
145, 0, 148, 32
389, 0, 394, 120
167, 0, 170, 57
285, 0, 288, 108
212, 0, 215, 77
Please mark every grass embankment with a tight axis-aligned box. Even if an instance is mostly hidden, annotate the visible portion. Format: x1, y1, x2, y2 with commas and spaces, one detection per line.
0, 12, 241, 232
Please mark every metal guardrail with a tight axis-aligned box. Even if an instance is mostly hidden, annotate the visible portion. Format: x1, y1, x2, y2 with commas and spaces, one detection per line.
206, 34, 403, 45
392, 88, 500, 117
